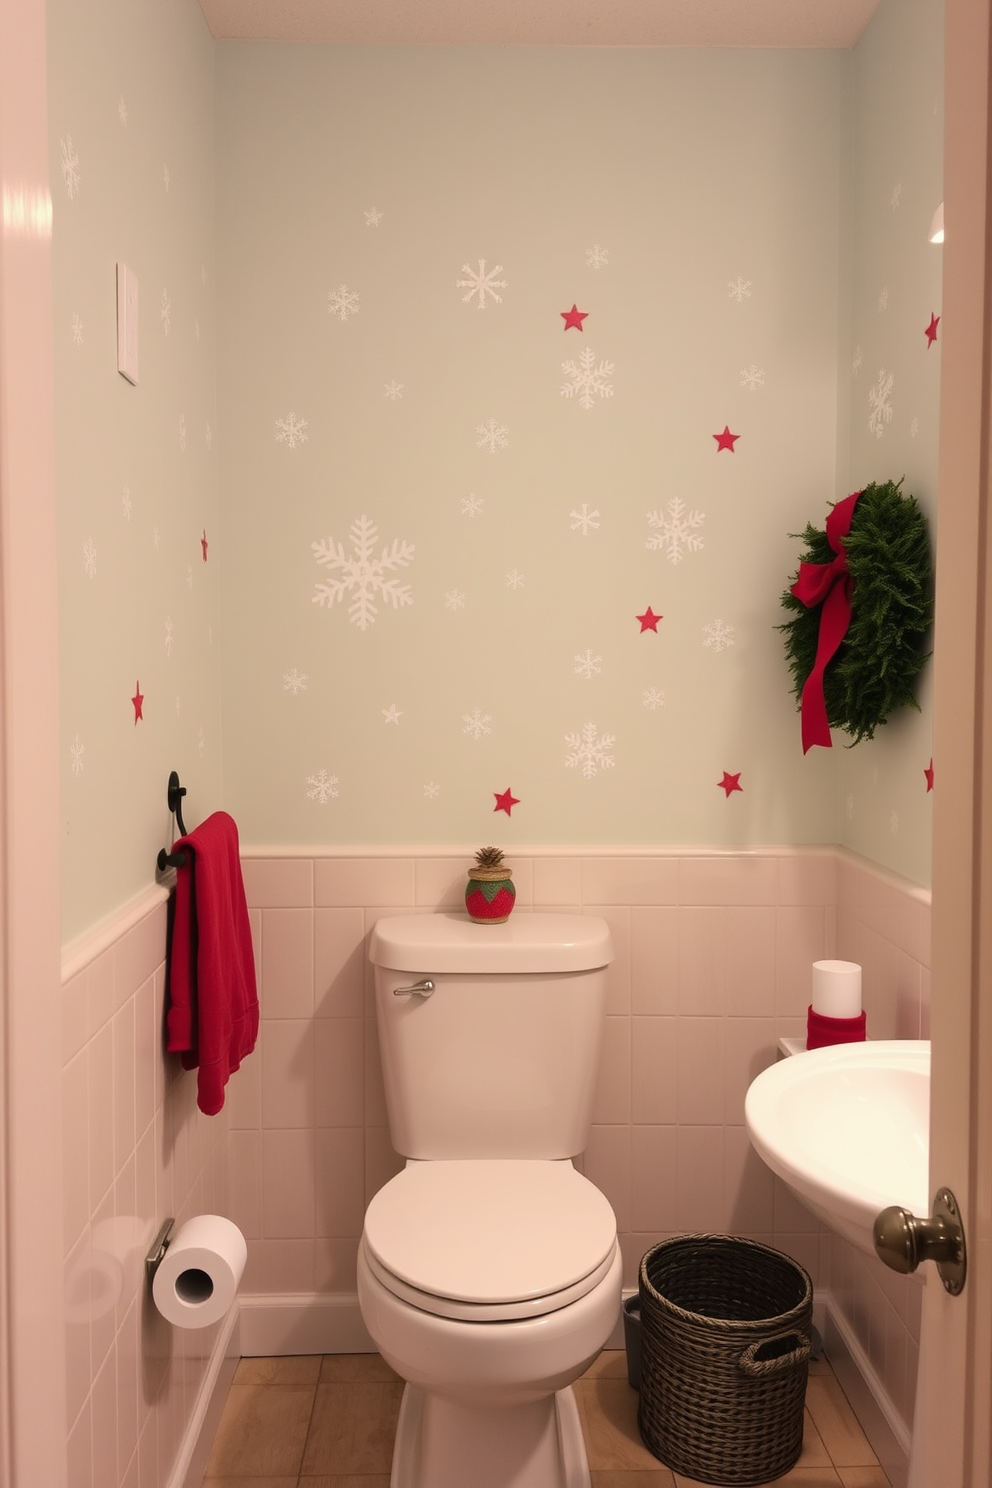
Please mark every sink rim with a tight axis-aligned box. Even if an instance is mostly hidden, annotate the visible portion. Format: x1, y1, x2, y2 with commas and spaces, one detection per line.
744, 1039, 930, 1253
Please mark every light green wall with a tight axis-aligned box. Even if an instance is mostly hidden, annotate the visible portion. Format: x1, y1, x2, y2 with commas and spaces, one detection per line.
49, 0, 222, 941
51, 1, 942, 942
837, 0, 943, 886
216, 45, 845, 851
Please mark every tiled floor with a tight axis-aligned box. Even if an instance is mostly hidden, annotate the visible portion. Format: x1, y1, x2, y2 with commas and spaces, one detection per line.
203, 1350, 891, 1488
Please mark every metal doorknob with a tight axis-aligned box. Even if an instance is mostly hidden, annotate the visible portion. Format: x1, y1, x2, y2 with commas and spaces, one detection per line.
873, 1187, 967, 1295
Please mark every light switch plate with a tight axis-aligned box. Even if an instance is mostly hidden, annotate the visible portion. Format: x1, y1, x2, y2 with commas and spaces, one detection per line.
116, 263, 139, 385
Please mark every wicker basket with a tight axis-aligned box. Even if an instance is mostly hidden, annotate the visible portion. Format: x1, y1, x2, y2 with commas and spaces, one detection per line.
637, 1235, 812, 1486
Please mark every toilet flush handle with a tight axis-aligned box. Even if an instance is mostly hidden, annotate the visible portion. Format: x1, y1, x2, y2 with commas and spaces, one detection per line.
394, 978, 435, 998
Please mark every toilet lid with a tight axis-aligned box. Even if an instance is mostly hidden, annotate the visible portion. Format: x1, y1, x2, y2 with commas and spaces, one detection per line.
363, 1160, 618, 1321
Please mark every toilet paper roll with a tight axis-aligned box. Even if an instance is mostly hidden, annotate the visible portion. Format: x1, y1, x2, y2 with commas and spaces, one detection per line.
152, 1215, 247, 1329
811, 960, 862, 1019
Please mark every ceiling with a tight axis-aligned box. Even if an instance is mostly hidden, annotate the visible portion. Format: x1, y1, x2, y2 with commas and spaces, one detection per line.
197, 0, 883, 49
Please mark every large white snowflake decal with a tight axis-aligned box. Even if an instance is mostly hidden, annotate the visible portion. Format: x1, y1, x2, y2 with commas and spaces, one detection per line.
570, 503, 600, 535
276, 412, 308, 449
456, 259, 507, 309
476, 418, 509, 454
728, 276, 752, 302
306, 769, 339, 805
642, 688, 665, 710
462, 708, 492, 740
703, 619, 735, 652
328, 285, 360, 321
740, 364, 765, 391
868, 369, 894, 439
70, 733, 85, 776
586, 244, 609, 270
283, 668, 308, 694
561, 348, 614, 410
312, 515, 415, 631
574, 650, 602, 679
646, 498, 705, 564
161, 290, 172, 336
565, 722, 616, 779
60, 136, 80, 199
83, 538, 97, 579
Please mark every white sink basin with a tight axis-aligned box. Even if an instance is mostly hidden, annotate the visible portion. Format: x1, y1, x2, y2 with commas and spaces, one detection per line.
744, 1040, 930, 1254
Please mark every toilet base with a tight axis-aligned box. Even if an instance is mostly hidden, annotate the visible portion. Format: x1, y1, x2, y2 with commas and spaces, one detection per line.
390, 1380, 590, 1488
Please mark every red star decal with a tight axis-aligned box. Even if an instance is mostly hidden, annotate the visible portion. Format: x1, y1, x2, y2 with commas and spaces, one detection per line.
561, 304, 588, 332
132, 681, 144, 724
925, 313, 940, 348
201, 528, 209, 561
637, 607, 662, 632
494, 788, 520, 816
925, 758, 935, 792
719, 771, 743, 797
714, 426, 740, 452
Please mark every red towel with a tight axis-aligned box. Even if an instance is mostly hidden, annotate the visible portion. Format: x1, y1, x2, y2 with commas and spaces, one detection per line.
166, 811, 259, 1115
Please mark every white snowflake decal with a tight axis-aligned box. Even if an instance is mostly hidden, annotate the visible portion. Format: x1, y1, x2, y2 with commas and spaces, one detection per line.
122, 485, 132, 521
384, 381, 403, 401
364, 207, 383, 227
275, 412, 308, 449
178, 413, 187, 452
852, 345, 863, 377
506, 569, 525, 589
72, 312, 83, 347
206, 421, 213, 450
456, 259, 507, 309
703, 619, 735, 652
198, 726, 205, 758
642, 688, 665, 710
382, 704, 403, 724
570, 503, 601, 535
561, 347, 614, 409
60, 136, 80, 200
306, 769, 339, 805
186, 563, 193, 589
160, 290, 171, 336
164, 617, 174, 656
82, 538, 97, 579
868, 369, 894, 439
891, 183, 902, 210
879, 285, 889, 312
646, 497, 705, 564
476, 418, 509, 455
461, 493, 484, 518
328, 284, 360, 321
585, 244, 609, 270
565, 722, 616, 779
444, 589, 466, 611
740, 364, 765, 392
283, 668, 308, 694
462, 708, 492, 740
118, 97, 128, 127
163, 164, 170, 192
728, 276, 752, 302
911, 416, 920, 438
312, 515, 415, 631
890, 810, 900, 835
574, 650, 602, 680
423, 781, 440, 798
70, 733, 85, 776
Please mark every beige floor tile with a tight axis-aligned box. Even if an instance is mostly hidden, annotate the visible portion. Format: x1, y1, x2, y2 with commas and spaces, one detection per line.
591, 1470, 677, 1487
204, 1383, 316, 1477
301, 1381, 404, 1475
575, 1377, 666, 1471
319, 1352, 402, 1382
805, 1376, 877, 1467
835, 1469, 892, 1487
235, 1354, 323, 1385
582, 1348, 633, 1382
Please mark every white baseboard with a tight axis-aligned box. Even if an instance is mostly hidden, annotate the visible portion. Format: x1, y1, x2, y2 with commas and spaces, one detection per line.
821, 1289, 911, 1488
238, 1291, 376, 1356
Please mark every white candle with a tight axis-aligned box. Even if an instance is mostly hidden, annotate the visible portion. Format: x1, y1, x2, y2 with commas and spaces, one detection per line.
811, 960, 862, 1019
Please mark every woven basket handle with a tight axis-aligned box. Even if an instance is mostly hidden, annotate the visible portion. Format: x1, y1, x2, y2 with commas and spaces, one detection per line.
738, 1331, 811, 1376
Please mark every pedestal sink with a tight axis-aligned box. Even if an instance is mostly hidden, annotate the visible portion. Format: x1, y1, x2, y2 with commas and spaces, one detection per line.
744, 1040, 929, 1255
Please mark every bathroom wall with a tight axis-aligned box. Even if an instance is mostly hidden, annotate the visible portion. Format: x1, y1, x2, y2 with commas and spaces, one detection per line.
215, 44, 849, 861
837, 0, 943, 886
48, 0, 222, 944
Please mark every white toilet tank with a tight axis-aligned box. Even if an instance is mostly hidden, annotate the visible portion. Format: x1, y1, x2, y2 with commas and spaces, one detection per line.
368, 912, 614, 1160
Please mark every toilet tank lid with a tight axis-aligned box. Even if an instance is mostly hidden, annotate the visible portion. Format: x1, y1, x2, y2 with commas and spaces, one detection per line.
369, 912, 614, 973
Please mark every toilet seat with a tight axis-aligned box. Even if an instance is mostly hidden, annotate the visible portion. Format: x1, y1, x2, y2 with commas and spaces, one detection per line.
362, 1159, 618, 1322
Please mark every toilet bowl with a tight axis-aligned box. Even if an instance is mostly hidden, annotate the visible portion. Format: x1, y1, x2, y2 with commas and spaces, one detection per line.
358, 1159, 621, 1488
360, 913, 620, 1488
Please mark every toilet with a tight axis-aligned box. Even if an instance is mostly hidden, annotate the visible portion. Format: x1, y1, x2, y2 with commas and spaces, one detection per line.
357, 911, 621, 1488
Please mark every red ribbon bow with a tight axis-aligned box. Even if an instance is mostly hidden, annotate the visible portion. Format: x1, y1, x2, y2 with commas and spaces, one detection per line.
790, 490, 863, 753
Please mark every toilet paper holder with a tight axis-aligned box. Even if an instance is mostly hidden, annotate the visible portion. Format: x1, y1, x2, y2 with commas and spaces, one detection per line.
145, 1218, 176, 1282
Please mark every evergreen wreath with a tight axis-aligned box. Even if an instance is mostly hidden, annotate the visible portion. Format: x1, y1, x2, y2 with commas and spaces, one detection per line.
779, 479, 933, 746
